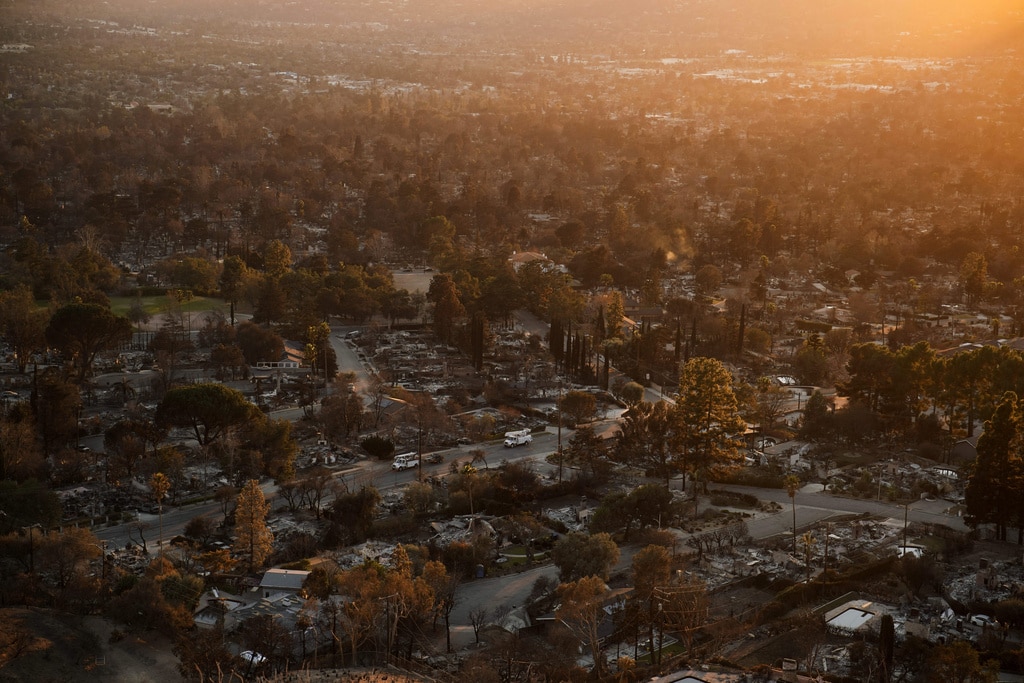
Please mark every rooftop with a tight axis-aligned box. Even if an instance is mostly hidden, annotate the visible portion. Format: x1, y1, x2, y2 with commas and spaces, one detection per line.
259, 568, 310, 591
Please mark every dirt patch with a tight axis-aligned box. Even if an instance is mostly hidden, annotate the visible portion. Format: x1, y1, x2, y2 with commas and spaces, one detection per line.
0, 607, 182, 683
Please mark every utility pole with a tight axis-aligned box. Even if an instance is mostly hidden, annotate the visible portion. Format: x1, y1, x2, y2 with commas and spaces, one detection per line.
417, 424, 423, 483
24, 524, 39, 573
379, 593, 399, 665
823, 523, 831, 578
903, 503, 909, 552
557, 376, 563, 484
877, 462, 883, 501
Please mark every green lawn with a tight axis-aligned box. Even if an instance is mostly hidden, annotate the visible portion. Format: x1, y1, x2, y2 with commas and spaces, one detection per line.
108, 295, 228, 319
500, 544, 549, 558
498, 545, 550, 568
635, 639, 685, 664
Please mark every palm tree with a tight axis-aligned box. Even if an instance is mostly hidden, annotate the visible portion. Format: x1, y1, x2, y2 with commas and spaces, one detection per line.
801, 531, 816, 584
149, 472, 170, 551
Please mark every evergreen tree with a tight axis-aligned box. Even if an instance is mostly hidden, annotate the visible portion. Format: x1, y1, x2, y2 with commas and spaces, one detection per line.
671, 357, 745, 493
965, 392, 1023, 542
234, 479, 274, 573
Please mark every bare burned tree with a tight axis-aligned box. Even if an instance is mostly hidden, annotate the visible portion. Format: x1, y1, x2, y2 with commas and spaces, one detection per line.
469, 606, 489, 644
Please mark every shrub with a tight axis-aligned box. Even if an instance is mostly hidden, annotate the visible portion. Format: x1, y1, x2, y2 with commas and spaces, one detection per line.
360, 435, 395, 460
371, 513, 419, 538
756, 600, 791, 624
633, 527, 678, 549
708, 489, 759, 508
540, 515, 568, 534
712, 467, 785, 489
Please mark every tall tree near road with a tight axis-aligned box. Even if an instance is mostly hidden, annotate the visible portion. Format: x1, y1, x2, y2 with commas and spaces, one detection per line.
751, 376, 789, 435
422, 560, 459, 652
155, 383, 257, 446
619, 380, 646, 407
614, 400, 675, 486
150, 472, 170, 550
562, 424, 608, 480
44, 302, 132, 381
427, 273, 466, 345
320, 388, 365, 442
551, 532, 619, 582
33, 368, 80, 455
631, 544, 672, 663
959, 251, 989, 307
0, 412, 44, 482
235, 320, 285, 366
304, 321, 337, 385
658, 572, 710, 657
104, 418, 164, 486
0, 478, 61, 534
556, 576, 609, 678
840, 341, 935, 434
559, 389, 597, 426
38, 527, 102, 605
219, 254, 249, 326
262, 239, 293, 279
234, 479, 273, 574
671, 357, 745, 493
964, 392, 1023, 542
0, 285, 48, 374
938, 345, 999, 438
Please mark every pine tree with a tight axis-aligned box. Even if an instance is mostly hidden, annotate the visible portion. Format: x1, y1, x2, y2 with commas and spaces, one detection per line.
671, 357, 746, 494
234, 479, 274, 573
965, 392, 1023, 542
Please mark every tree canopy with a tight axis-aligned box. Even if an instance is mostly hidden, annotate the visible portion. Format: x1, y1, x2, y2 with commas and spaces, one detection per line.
550, 531, 620, 582
155, 383, 257, 446
44, 302, 132, 381
671, 357, 746, 493
234, 479, 274, 574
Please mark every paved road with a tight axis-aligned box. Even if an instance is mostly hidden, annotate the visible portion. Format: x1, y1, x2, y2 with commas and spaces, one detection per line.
448, 564, 560, 649
328, 327, 374, 393
717, 482, 969, 535
438, 479, 971, 653
93, 432, 562, 550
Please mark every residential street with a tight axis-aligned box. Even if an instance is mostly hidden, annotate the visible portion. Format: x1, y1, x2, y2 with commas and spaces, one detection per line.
437, 475, 971, 653
93, 432, 563, 550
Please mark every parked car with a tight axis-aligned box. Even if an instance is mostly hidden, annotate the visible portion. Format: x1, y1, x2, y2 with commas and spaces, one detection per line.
240, 650, 267, 666
426, 453, 444, 464
970, 614, 996, 628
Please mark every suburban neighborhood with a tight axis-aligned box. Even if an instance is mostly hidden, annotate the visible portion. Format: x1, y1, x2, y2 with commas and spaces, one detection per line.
4, 1, 1024, 682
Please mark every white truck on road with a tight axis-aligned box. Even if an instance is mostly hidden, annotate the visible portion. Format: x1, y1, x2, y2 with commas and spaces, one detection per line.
503, 429, 533, 448
391, 453, 419, 470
